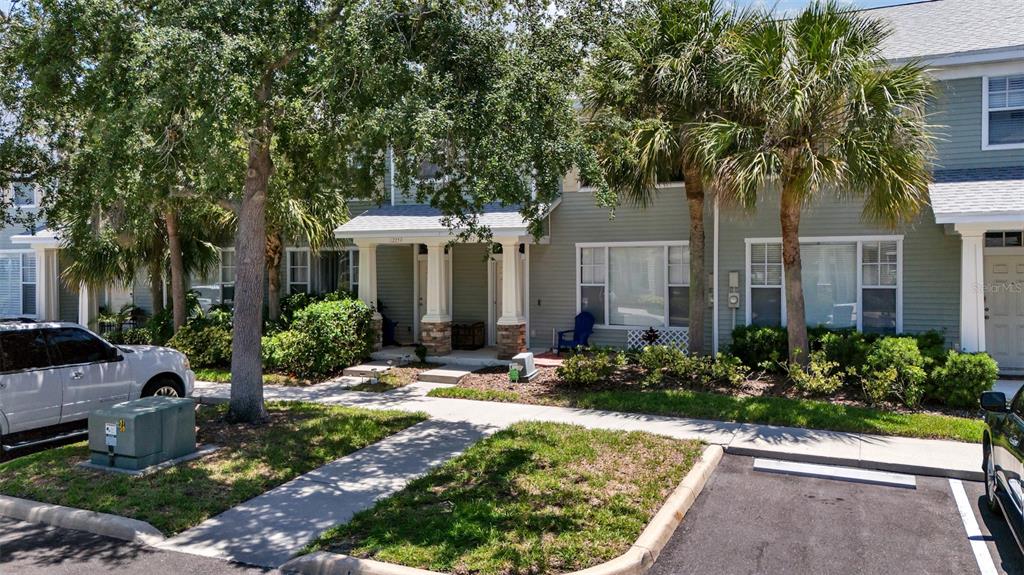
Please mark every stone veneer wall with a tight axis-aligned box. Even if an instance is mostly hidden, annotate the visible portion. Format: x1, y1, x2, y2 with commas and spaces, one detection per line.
496, 323, 526, 359
421, 321, 452, 355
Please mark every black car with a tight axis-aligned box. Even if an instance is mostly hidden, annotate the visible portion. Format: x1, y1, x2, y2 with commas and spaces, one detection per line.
982, 389, 1024, 550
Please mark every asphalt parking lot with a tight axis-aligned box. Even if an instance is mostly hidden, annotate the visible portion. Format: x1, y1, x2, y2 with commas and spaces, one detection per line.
651, 454, 1023, 575
0, 517, 273, 575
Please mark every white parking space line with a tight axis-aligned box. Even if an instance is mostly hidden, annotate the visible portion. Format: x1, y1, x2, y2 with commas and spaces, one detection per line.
752, 458, 917, 489
949, 479, 999, 575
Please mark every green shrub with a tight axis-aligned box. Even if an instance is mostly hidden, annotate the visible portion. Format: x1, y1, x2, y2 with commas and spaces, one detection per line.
913, 330, 948, 370
787, 350, 844, 396
278, 289, 355, 328
556, 348, 624, 387
638, 346, 748, 388
861, 337, 926, 407
815, 330, 871, 372
729, 325, 787, 370
263, 299, 374, 379
166, 322, 233, 368
118, 327, 153, 345
928, 351, 999, 408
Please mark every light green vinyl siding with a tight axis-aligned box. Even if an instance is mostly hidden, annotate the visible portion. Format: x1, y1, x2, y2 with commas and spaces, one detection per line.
451, 243, 490, 326
715, 189, 961, 351
376, 245, 416, 344
931, 77, 1024, 170
529, 185, 714, 350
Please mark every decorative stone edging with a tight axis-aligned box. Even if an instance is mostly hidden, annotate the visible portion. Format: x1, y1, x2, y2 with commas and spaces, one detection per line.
0, 494, 165, 545
280, 444, 725, 575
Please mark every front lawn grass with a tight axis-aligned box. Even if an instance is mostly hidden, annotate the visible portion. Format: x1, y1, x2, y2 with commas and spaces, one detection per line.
307, 422, 703, 575
193, 367, 314, 386
427, 387, 984, 443
0, 402, 426, 535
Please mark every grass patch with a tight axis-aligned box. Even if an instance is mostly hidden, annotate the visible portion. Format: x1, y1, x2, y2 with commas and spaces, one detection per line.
0, 402, 426, 535
427, 386, 523, 403
427, 387, 983, 443
307, 422, 703, 574
193, 367, 315, 386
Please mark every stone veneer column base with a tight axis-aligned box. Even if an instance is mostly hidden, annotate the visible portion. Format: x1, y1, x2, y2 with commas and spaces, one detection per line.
496, 323, 526, 359
420, 321, 452, 356
371, 316, 383, 351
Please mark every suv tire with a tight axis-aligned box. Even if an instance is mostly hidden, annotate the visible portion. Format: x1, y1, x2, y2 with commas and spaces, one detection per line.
985, 441, 1002, 516
142, 377, 185, 398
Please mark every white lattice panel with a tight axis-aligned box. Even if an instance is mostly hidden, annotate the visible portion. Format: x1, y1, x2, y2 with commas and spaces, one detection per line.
627, 328, 689, 351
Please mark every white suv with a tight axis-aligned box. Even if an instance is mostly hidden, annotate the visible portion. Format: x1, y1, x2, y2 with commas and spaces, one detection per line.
0, 321, 195, 441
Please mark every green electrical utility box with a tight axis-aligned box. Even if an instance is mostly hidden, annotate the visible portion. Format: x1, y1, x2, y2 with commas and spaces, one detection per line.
88, 396, 197, 471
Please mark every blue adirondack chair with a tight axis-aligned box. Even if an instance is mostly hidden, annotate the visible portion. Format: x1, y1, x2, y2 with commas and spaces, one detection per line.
557, 311, 596, 354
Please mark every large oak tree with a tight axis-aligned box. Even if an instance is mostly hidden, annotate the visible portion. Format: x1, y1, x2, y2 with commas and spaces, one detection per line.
1, 0, 596, 422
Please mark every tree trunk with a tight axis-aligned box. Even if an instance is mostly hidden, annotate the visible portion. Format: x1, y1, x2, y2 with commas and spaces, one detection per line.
229, 74, 274, 424
149, 229, 165, 316
683, 166, 705, 356
780, 180, 809, 366
266, 232, 283, 322
164, 207, 187, 331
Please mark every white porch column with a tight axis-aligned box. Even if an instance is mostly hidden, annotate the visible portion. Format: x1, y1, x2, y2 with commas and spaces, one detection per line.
78, 282, 99, 329
420, 239, 452, 355
496, 238, 526, 358
33, 247, 58, 321
956, 224, 986, 352
355, 241, 383, 350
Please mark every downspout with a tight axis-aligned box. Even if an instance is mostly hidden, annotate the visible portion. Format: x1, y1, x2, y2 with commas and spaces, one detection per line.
712, 195, 720, 356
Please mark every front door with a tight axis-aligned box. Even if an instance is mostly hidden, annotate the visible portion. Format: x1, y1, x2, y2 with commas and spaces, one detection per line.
985, 255, 1024, 371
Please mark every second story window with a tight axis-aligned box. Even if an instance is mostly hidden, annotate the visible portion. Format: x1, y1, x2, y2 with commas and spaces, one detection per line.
985, 74, 1024, 149
12, 183, 36, 208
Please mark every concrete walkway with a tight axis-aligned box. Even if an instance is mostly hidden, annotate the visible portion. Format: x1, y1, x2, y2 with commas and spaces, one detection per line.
194, 379, 982, 481
157, 419, 497, 568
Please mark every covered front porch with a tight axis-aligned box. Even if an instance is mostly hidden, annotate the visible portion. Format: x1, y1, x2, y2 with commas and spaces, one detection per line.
336, 204, 532, 359
934, 167, 1024, 374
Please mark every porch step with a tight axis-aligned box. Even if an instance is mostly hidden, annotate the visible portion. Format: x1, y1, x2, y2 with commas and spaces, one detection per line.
418, 365, 475, 385
343, 361, 396, 379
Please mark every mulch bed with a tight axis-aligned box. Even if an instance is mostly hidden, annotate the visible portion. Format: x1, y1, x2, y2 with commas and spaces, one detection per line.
459, 364, 977, 419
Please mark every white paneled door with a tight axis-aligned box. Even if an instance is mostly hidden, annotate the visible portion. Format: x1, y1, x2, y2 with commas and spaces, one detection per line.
984, 255, 1024, 371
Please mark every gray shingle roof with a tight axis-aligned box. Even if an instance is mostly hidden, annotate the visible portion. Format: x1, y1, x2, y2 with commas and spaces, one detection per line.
870, 0, 1024, 62
930, 166, 1024, 222
336, 203, 532, 238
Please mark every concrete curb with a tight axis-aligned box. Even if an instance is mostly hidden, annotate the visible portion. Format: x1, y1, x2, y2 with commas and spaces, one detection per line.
723, 445, 983, 482
0, 494, 165, 545
280, 444, 724, 575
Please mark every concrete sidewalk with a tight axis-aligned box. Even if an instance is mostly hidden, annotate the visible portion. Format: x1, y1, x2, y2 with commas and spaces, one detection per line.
195, 380, 982, 481
157, 419, 498, 568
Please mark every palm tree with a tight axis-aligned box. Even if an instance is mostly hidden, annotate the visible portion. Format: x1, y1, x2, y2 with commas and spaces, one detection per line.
583, 0, 743, 356
689, 1, 933, 364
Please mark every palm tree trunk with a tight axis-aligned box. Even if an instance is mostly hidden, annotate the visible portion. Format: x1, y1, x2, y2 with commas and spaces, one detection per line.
229, 73, 273, 424
149, 231, 165, 316
164, 207, 187, 332
266, 232, 283, 322
683, 166, 705, 356
780, 180, 809, 365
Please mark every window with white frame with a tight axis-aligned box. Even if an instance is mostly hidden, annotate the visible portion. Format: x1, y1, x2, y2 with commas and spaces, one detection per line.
219, 249, 235, 285
985, 75, 1024, 148
11, 183, 36, 208
746, 238, 901, 334
317, 248, 359, 296
578, 243, 689, 328
288, 249, 310, 294
0, 252, 36, 317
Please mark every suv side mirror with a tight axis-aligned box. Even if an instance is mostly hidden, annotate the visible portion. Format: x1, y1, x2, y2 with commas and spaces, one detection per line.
981, 391, 1008, 412
107, 346, 124, 362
